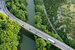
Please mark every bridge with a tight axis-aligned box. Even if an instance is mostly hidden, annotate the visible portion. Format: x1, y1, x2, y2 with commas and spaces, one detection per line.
0, 0, 74, 50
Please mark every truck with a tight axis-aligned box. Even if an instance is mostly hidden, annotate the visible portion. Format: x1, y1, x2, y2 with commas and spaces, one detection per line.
48, 38, 56, 44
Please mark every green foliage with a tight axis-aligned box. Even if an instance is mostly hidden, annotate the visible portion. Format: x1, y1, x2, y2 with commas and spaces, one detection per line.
0, 13, 8, 21
58, 30, 75, 48
44, 0, 66, 23
34, 0, 62, 50
34, 0, 43, 5
0, 12, 21, 50
36, 5, 44, 14
34, 0, 62, 41
34, 36, 51, 50
44, 0, 75, 48
36, 38, 47, 48
71, 0, 75, 4
35, 15, 42, 24
5, 0, 28, 22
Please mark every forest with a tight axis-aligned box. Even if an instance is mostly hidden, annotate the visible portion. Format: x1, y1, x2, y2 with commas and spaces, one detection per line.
0, 12, 21, 50
44, 0, 75, 48
5, 0, 28, 22
34, 0, 62, 50
4, 0, 75, 50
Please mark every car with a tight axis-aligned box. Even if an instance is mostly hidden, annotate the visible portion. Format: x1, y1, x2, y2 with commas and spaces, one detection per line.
48, 38, 56, 44
29, 29, 31, 30
22, 25, 24, 26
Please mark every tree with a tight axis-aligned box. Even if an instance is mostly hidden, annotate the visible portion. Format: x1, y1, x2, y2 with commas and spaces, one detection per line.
35, 0, 43, 5
35, 15, 42, 23
0, 12, 21, 50
36, 38, 47, 50
36, 5, 44, 14
5, 0, 28, 22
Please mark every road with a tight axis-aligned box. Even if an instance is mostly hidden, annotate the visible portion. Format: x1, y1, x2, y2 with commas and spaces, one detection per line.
0, 0, 74, 50
43, 0, 61, 38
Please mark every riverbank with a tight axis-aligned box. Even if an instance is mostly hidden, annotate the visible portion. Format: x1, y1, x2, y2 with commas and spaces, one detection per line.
18, 27, 36, 50
5, 0, 36, 50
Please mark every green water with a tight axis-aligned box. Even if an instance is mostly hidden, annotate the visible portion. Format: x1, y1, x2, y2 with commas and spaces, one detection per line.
19, 29, 36, 50
27, 0, 35, 25
19, 0, 36, 50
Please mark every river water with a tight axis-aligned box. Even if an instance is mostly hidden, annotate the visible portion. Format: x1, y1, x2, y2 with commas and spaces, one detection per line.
27, 0, 35, 25
19, 0, 36, 50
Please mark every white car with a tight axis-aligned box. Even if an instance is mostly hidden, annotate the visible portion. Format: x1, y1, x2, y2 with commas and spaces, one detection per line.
48, 38, 56, 44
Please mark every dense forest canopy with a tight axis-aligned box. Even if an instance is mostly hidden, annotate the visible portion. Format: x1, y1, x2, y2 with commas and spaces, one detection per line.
0, 12, 21, 50
5, 0, 28, 22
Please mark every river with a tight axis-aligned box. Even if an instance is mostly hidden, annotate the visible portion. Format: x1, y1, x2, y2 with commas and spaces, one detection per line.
19, 0, 36, 50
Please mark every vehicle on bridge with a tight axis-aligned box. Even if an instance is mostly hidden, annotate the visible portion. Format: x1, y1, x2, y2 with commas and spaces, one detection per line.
48, 38, 56, 44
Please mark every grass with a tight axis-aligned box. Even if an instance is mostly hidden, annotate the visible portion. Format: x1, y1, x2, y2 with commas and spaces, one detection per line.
70, 4, 75, 12
61, 5, 68, 8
